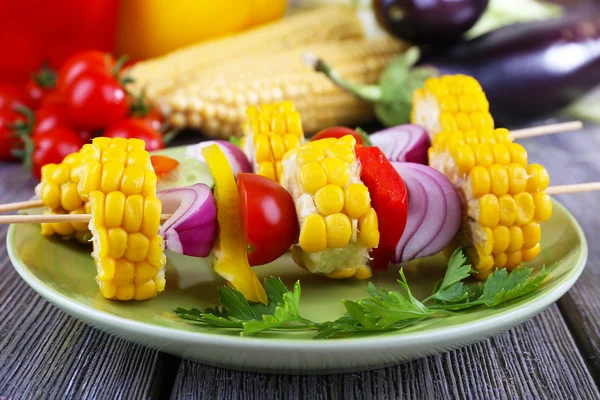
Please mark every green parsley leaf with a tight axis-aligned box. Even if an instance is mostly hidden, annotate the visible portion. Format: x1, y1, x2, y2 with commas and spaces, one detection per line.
218, 286, 257, 320
434, 248, 473, 295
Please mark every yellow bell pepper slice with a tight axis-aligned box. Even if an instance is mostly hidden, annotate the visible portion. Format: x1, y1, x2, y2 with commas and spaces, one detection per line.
201, 144, 267, 304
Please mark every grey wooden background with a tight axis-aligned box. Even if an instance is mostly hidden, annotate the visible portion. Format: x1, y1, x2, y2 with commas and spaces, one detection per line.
1, 127, 600, 399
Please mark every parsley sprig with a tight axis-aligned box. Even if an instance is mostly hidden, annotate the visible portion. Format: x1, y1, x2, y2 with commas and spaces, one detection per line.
175, 249, 551, 339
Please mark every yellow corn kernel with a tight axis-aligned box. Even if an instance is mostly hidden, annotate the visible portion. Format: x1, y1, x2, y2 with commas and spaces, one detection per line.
492, 225, 510, 254
494, 128, 512, 144
478, 194, 500, 228
254, 134, 272, 163
508, 143, 528, 166
299, 162, 327, 194
326, 267, 356, 279
125, 232, 151, 263
506, 251, 522, 270
271, 113, 286, 135
115, 284, 135, 301
522, 222, 541, 249
100, 161, 125, 193
142, 170, 157, 197
134, 280, 158, 301
41, 223, 54, 236
354, 265, 373, 280
514, 192, 535, 226
469, 113, 488, 130
507, 226, 524, 252
104, 191, 126, 228
446, 131, 465, 148
110, 137, 129, 150
78, 161, 102, 198
440, 112, 458, 131
473, 144, 494, 167
95, 227, 109, 258
147, 236, 166, 268
478, 129, 496, 145
283, 134, 299, 151
286, 111, 303, 137
325, 144, 355, 165
526, 164, 550, 193
70, 208, 90, 231
120, 165, 146, 196
258, 161, 275, 180
127, 148, 151, 169
476, 92, 490, 113
97, 258, 116, 281
321, 157, 350, 187
490, 144, 511, 165
314, 184, 344, 216
123, 195, 144, 233
51, 164, 71, 184
522, 243, 541, 262
439, 95, 458, 113
141, 196, 162, 238
135, 261, 159, 283
336, 135, 356, 148
507, 164, 528, 194
451, 144, 475, 173
297, 147, 324, 166
325, 213, 352, 248
494, 253, 508, 268
299, 214, 327, 252
469, 166, 491, 198
533, 192, 552, 222
475, 254, 495, 276
113, 259, 135, 285
458, 94, 477, 113
499, 194, 517, 226
101, 147, 127, 165
60, 182, 82, 212
489, 164, 509, 196
128, 138, 146, 151
344, 183, 371, 219
41, 183, 61, 210
155, 277, 166, 293
305, 138, 336, 149
358, 208, 380, 248
52, 222, 74, 236
258, 117, 270, 135
100, 282, 117, 299
456, 112, 472, 131
41, 164, 57, 182
275, 161, 284, 182
89, 191, 105, 228
270, 135, 285, 160
107, 228, 128, 259
477, 227, 493, 256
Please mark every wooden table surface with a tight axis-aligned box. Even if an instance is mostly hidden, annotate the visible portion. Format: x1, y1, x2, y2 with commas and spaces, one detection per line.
1, 128, 600, 399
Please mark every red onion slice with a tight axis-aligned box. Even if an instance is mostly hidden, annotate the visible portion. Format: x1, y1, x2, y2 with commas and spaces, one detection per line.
370, 125, 431, 165
158, 183, 217, 258
186, 140, 252, 176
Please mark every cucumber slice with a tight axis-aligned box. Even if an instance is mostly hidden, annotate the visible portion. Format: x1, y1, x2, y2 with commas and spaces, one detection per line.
157, 158, 215, 192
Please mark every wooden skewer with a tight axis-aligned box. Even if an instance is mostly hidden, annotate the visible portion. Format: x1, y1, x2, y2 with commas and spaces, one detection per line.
545, 182, 600, 195
512, 121, 583, 140
0, 199, 44, 213
0, 213, 173, 224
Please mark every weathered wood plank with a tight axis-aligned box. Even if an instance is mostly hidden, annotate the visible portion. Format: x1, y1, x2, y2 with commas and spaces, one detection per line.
0, 164, 178, 399
523, 124, 600, 381
170, 306, 599, 400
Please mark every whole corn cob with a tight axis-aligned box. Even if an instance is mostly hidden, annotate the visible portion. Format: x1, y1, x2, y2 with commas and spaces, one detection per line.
241, 101, 305, 182
38, 152, 90, 244
158, 35, 406, 138
411, 75, 494, 140
281, 135, 379, 279
127, 6, 365, 100
78, 137, 166, 301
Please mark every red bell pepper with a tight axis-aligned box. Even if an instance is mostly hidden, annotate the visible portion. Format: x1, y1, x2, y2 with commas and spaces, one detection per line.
355, 146, 408, 270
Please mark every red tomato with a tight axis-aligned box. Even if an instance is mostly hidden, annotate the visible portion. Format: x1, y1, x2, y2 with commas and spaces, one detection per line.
65, 70, 129, 130
57, 50, 115, 93
32, 105, 75, 137
0, 84, 33, 111
103, 119, 164, 151
31, 128, 84, 179
25, 79, 44, 109
0, 110, 25, 161
237, 173, 299, 266
25, 67, 56, 109
135, 107, 164, 131
39, 91, 66, 109
77, 129, 97, 143
311, 126, 366, 145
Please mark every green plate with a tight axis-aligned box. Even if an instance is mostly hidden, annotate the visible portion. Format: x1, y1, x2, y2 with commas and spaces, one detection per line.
7, 191, 587, 373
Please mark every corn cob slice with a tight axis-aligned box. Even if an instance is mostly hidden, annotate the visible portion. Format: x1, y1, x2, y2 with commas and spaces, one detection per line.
158, 35, 406, 138
241, 101, 305, 182
78, 137, 166, 301
412, 75, 494, 139
38, 152, 91, 244
281, 135, 379, 280
429, 128, 551, 279
127, 6, 365, 100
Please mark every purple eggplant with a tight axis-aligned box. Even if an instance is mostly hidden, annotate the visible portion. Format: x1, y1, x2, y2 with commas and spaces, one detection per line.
419, 11, 600, 124
373, 0, 489, 43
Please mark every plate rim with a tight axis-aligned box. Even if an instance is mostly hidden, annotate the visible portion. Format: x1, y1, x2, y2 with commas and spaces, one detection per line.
7, 200, 587, 351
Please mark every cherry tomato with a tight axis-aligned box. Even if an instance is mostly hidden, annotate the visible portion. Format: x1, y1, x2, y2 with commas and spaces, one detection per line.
31, 128, 84, 179
103, 119, 164, 151
25, 67, 57, 109
57, 50, 115, 93
32, 105, 75, 137
0, 110, 25, 161
25, 80, 44, 109
311, 126, 366, 146
0, 84, 33, 112
77, 129, 97, 143
136, 107, 164, 131
39, 91, 66, 109
65, 70, 129, 130
237, 173, 299, 266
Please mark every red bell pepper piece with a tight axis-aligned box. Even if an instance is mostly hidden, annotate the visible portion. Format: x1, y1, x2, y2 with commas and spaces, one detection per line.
355, 146, 408, 270
310, 126, 372, 146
